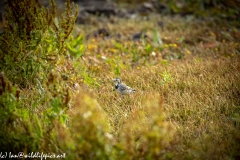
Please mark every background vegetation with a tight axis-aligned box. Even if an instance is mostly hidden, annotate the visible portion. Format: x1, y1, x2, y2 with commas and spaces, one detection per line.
0, 0, 239, 159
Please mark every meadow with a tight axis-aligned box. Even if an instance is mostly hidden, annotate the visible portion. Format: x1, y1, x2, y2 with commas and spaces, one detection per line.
74, 14, 240, 159
0, 0, 239, 159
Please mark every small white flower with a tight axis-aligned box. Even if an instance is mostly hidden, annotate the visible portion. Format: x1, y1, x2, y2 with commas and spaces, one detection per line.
101, 56, 107, 60
151, 51, 156, 56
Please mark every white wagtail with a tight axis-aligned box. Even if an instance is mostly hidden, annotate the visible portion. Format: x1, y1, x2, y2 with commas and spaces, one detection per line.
113, 78, 136, 96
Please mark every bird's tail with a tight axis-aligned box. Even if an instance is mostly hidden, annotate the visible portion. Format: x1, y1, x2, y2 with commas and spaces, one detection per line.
131, 89, 136, 92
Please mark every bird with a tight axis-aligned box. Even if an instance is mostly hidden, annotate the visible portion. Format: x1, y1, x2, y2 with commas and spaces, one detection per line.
113, 78, 136, 96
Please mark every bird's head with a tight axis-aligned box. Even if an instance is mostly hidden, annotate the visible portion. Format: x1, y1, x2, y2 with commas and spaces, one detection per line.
113, 78, 121, 83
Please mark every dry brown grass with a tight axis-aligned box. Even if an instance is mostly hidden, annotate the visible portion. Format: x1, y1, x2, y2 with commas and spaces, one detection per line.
71, 14, 240, 159
91, 55, 239, 159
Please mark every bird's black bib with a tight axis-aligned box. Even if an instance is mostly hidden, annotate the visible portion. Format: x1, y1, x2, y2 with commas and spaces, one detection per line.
115, 84, 119, 89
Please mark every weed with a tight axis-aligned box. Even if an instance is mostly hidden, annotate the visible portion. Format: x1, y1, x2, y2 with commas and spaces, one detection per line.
0, 0, 78, 87
66, 34, 85, 59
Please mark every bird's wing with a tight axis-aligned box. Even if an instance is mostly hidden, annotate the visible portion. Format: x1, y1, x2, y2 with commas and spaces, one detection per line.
118, 84, 126, 91
126, 85, 133, 90
121, 83, 134, 91
127, 86, 136, 92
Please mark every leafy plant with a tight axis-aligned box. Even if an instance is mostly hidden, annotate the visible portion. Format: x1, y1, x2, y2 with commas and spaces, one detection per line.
0, 71, 71, 153
153, 28, 163, 47
160, 69, 172, 85
66, 34, 85, 59
0, 72, 42, 152
0, 0, 78, 87
114, 42, 129, 53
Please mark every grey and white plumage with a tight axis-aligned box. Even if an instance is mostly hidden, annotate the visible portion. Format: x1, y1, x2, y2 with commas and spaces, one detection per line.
113, 78, 136, 95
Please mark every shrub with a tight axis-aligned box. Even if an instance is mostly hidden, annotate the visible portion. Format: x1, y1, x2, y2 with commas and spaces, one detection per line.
0, 71, 70, 153
0, 0, 78, 87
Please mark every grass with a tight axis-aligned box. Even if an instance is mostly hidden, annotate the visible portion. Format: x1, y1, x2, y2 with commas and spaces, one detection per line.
73, 14, 240, 159
62, 13, 239, 158
94, 56, 240, 159
1, 9, 240, 159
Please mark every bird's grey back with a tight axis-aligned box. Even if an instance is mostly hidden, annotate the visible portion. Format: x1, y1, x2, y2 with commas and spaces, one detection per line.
118, 83, 128, 92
